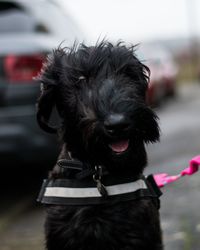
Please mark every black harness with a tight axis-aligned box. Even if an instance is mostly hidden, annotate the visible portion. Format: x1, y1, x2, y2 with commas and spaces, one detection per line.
38, 159, 162, 209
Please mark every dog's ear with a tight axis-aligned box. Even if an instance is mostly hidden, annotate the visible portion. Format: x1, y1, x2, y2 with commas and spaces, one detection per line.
36, 49, 64, 133
114, 44, 150, 98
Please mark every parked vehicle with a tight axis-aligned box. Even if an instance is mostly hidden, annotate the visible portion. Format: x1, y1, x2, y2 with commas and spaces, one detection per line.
138, 44, 178, 106
0, 0, 83, 166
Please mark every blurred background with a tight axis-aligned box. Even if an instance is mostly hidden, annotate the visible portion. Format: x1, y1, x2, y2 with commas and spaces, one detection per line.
0, 0, 200, 249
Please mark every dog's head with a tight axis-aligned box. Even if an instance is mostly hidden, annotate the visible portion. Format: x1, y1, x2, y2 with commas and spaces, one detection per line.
37, 41, 160, 175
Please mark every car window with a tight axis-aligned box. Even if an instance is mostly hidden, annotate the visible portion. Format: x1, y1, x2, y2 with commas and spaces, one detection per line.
0, 1, 82, 41
0, 2, 36, 33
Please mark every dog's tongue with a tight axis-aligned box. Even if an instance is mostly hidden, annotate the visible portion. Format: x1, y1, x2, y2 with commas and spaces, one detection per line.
109, 140, 129, 153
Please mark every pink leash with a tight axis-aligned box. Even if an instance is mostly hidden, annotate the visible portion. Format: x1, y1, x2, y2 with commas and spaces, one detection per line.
153, 155, 200, 188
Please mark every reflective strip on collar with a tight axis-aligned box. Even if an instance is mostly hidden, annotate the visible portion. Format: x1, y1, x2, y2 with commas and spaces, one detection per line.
44, 179, 147, 198
37, 176, 162, 206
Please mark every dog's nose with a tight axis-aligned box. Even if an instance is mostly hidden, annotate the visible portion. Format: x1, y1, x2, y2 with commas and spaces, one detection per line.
104, 114, 129, 135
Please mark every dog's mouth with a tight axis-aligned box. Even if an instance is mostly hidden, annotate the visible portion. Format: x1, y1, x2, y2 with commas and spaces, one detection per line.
109, 139, 130, 155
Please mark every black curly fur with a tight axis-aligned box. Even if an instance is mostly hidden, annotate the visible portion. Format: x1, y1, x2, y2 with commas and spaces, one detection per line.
37, 41, 163, 250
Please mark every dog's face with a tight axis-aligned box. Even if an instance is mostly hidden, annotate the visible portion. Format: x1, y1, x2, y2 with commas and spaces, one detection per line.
37, 42, 160, 174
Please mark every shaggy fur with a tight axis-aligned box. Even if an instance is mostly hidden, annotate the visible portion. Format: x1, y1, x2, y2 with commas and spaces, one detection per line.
37, 41, 163, 250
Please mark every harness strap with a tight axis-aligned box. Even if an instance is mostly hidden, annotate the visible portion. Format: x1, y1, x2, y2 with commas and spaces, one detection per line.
37, 175, 162, 207
146, 174, 162, 209
38, 158, 162, 208
57, 159, 98, 179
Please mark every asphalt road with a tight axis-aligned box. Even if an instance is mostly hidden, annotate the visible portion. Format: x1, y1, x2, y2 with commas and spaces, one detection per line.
1, 82, 200, 250
146, 82, 200, 250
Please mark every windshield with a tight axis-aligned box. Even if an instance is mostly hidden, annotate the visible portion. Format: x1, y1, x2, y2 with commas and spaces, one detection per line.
0, 1, 82, 40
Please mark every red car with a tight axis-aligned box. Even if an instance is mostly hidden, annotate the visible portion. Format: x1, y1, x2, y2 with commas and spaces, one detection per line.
138, 44, 178, 106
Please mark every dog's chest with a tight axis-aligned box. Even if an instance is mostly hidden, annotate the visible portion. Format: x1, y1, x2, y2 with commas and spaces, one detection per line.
46, 199, 162, 250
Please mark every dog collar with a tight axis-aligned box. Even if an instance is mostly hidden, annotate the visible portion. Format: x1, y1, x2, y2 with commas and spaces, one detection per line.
37, 174, 162, 207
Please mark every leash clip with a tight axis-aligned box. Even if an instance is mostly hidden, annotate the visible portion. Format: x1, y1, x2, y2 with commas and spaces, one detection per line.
93, 166, 108, 197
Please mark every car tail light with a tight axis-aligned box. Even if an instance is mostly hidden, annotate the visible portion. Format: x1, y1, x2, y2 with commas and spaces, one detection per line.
4, 54, 45, 82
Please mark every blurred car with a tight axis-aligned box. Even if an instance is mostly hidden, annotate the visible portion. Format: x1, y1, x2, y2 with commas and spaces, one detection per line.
138, 44, 178, 106
0, 0, 83, 166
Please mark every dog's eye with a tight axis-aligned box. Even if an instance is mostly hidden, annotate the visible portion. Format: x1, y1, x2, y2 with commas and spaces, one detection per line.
77, 75, 86, 84
79, 76, 86, 80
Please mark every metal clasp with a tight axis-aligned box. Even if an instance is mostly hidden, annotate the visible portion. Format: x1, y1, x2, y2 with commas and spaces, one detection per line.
93, 166, 108, 197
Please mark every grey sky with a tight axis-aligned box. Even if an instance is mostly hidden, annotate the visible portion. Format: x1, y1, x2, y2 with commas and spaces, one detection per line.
62, 0, 200, 43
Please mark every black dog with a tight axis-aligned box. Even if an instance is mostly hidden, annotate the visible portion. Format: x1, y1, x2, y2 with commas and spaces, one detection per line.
37, 41, 163, 250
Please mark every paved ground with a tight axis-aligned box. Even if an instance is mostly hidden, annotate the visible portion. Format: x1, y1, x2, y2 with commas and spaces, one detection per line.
0, 207, 44, 250
1, 82, 200, 250
147, 82, 200, 250
1, 207, 44, 250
